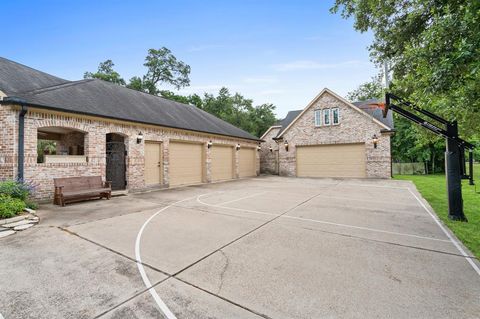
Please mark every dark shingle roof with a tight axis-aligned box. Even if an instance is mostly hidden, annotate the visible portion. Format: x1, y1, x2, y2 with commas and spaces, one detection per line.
0, 57, 259, 141
0, 57, 69, 95
275, 110, 302, 137
352, 99, 394, 129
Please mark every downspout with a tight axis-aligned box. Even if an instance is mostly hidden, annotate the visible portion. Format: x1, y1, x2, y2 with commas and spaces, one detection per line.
17, 105, 28, 181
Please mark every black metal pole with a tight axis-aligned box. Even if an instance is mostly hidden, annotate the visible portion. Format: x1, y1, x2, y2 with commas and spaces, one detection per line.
445, 121, 467, 221
469, 149, 474, 186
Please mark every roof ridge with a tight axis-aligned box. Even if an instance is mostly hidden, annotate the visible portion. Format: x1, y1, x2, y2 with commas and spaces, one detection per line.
21, 79, 94, 95
0, 57, 68, 82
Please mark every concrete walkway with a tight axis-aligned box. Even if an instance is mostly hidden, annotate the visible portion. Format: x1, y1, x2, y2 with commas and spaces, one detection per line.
0, 176, 478, 318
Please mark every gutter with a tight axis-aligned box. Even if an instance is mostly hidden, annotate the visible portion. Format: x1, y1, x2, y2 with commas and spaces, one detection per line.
14, 99, 28, 181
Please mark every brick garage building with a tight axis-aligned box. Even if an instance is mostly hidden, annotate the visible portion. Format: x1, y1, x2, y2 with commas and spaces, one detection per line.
260, 88, 394, 178
0, 58, 260, 200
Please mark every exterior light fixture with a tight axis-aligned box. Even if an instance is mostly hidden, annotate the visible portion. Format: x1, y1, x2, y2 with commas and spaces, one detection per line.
372, 134, 379, 149
257, 144, 261, 151
269, 147, 273, 152
136, 132, 144, 144
236, 143, 241, 151
207, 140, 213, 149
284, 140, 289, 152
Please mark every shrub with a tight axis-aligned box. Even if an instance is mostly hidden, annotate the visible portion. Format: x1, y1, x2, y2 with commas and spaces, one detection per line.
0, 195, 26, 219
0, 180, 35, 201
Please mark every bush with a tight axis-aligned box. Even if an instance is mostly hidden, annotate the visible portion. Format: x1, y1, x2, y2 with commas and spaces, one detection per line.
0, 180, 35, 201
0, 195, 26, 219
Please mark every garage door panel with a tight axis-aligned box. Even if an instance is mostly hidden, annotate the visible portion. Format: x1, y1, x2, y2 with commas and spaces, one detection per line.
211, 145, 234, 181
239, 148, 256, 178
297, 144, 366, 178
170, 142, 203, 186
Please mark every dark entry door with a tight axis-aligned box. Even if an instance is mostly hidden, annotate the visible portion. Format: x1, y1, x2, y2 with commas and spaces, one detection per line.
106, 140, 126, 190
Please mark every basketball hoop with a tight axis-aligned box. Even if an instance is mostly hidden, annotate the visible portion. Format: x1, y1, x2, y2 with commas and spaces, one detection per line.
366, 101, 388, 118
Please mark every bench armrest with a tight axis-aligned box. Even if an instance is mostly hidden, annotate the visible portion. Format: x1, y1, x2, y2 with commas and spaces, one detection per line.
54, 186, 64, 193
104, 181, 112, 189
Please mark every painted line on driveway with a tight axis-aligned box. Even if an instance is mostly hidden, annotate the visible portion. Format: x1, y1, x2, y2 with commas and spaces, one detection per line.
216, 192, 268, 206
407, 188, 480, 276
196, 194, 450, 243
135, 194, 208, 319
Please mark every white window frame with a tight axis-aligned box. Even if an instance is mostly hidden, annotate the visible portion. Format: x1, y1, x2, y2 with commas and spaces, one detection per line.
323, 109, 331, 126
314, 109, 322, 127
332, 108, 340, 125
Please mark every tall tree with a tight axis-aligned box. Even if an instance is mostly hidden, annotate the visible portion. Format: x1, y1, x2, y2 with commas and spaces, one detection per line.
331, 0, 480, 138
346, 75, 384, 101
84, 60, 126, 85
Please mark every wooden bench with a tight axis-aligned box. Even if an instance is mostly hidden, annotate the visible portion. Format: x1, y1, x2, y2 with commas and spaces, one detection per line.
53, 176, 112, 206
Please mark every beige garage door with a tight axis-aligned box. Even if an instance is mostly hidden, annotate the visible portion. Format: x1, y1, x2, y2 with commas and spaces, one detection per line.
211, 145, 234, 181
239, 148, 256, 178
145, 142, 162, 185
169, 141, 203, 186
296, 143, 366, 178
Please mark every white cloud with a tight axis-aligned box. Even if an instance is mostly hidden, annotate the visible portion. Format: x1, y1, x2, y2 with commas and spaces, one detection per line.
242, 76, 278, 84
272, 60, 367, 71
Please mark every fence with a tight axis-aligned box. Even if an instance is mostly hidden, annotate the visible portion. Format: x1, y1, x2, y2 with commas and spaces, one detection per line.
392, 162, 426, 175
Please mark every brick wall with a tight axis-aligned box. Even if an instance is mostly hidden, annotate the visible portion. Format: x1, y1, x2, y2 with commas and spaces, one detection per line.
0, 105, 260, 200
259, 127, 280, 174
261, 91, 392, 178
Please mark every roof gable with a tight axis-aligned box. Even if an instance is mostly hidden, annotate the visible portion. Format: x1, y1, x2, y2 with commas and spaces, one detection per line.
276, 88, 390, 138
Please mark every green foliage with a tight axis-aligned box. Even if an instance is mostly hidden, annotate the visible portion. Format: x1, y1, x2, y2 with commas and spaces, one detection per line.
84, 60, 126, 85
160, 88, 277, 138
346, 75, 384, 101
0, 195, 26, 219
0, 180, 32, 201
331, 0, 480, 138
37, 139, 56, 163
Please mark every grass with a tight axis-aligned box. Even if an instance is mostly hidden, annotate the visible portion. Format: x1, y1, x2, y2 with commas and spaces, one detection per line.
394, 164, 480, 259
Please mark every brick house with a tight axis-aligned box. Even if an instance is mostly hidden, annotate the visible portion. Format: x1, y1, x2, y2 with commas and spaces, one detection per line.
260, 88, 394, 178
0, 57, 261, 200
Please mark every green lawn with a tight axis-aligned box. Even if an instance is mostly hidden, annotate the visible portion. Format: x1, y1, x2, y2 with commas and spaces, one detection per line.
394, 164, 480, 259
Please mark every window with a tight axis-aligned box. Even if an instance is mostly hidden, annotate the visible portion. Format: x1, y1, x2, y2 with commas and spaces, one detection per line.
37, 127, 86, 164
314, 110, 322, 126
323, 109, 331, 125
332, 108, 340, 124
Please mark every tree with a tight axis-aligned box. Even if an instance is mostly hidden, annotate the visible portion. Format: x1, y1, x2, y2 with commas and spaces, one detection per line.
346, 75, 384, 102
331, 0, 480, 138
84, 60, 126, 85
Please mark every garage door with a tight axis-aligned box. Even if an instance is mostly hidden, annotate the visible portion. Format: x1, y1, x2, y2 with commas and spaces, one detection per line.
211, 145, 234, 181
145, 142, 162, 185
296, 143, 366, 178
169, 141, 203, 186
239, 148, 256, 178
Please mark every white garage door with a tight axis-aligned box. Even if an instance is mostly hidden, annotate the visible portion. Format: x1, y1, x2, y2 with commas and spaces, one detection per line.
169, 141, 203, 186
239, 148, 256, 178
211, 145, 234, 181
296, 143, 366, 178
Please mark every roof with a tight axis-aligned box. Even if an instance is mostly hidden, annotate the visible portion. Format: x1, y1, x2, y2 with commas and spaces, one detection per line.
0, 57, 259, 141
274, 110, 302, 137
0, 57, 69, 95
352, 99, 394, 129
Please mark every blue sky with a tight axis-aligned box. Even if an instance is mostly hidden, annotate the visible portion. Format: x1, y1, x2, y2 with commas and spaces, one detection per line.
2, 0, 377, 118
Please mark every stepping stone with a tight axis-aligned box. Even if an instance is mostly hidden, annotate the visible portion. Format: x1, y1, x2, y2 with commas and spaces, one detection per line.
0, 230, 16, 238
2, 219, 32, 228
14, 223, 34, 231
24, 208, 36, 214
28, 216, 39, 222
0, 227, 11, 232
0, 215, 26, 225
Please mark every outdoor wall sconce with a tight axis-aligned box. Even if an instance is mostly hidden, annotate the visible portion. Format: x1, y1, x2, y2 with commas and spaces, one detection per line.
269, 147, 273, 152
136, 132, 144, 144
257, 144, 261, 151
372, 134, 379, 149
236, 144, 241, 151
284, 140, 289, 152
207, 140, 213, 149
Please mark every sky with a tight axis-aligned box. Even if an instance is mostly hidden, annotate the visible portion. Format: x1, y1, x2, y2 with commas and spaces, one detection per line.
1, 0, 378, 118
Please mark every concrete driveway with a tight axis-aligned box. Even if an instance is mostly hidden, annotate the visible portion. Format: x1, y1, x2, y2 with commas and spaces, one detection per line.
0, 176, 479, 319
